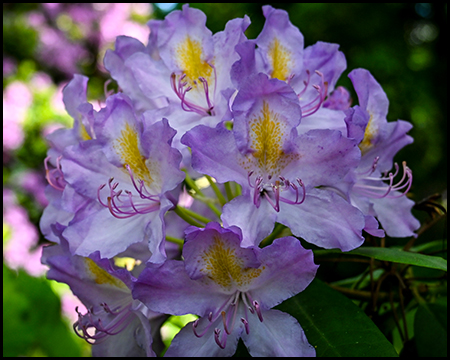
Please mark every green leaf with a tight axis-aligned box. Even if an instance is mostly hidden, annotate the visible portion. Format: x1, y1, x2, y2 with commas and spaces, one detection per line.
3, 263, 83, 357
315, 247, 447, 271
276, 278, 398, 357
414, 302, 447, 357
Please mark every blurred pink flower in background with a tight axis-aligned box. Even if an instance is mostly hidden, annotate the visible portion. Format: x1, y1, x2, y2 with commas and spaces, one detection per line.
26, 4, 152, 77
17, 169, 49, 208
97, 3, 151, 45
3, 189, 47, 277
3, 81, 33, 151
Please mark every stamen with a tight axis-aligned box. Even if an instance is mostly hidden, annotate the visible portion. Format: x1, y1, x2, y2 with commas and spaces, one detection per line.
248, 172, 306, 212
192, 292, 266, 349
191, 292, 237, 339
279, 178, 306, 206
73, 302, 134, 344
125, 164, 158, 201
265, 181, 280, 212
252, 176, 264, 209
192, 319, 207, 338
44, 156, 66, 191
286, 73, 295, 86
298, 70, 329, 117
214, 328, 226, 349
97, 165, 160, 219
170, 64, 216, 116
353, 161, 413, 199
297, 70, 311, 98
247, 171, 255, 188
241, 318, 250, 334
252, 300, 264, 322
243, 294, 254, 314
222, 292, 240, 335
199, 77, 214, 115
357, 156, 380, 177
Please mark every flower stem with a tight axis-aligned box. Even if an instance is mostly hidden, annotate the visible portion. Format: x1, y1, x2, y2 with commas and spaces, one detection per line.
181, 206, 215, 224
234, 182, 242, 196
166, 235, 184, 249
205, 175, 226, 206
182, 169, 202, 194
224, 182, 234, 201
260, 222, 288, 247
189, 193, 222, 218
173, 205, 204, 228
182, 169, 222, 218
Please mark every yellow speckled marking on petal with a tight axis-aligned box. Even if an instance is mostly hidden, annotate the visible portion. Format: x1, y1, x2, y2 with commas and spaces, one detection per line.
359, 114, 377, 155
268, 38, 292, 81
245, 101, 296, 178
84, 257, 128, 290
176, 36, 213, 87
114, 122, 152, 185
200, 237, 263, 291
79, 123, 91, 141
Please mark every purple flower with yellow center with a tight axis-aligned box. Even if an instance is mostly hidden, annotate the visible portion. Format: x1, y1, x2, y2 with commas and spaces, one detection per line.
41, 228, 164, 357
182, 73, 365, 250
59, 93, 184, 262
231, 5, 348, 135
340, 68, 420, 237
133, 222, 318, 357
105, 4, 250, 159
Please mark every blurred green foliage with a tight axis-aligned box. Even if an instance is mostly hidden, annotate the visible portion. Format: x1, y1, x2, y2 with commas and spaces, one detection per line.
3, 264, 85, 357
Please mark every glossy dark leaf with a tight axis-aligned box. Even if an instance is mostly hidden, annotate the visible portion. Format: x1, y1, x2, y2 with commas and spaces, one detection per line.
276, 278, 398, 357
315, 247, 447, 271
414, 302, 447, 357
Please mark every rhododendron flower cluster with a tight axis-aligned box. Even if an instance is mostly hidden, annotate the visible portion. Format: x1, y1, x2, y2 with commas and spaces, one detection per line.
40, 5, 419, 357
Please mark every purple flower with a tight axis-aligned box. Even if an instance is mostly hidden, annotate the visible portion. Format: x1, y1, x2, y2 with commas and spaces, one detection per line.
40, 75, 95, 244
41, 229, 163, 357
17, 169, 49, 208
231, 5, 348, 135
342, 68, 420, 237
323, 86, 352, 111
133, 222, 318, 356
182, 73, 365, 250
104, 4, 250, 161
57, 93, 184, 262
103, 35, 157, 115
